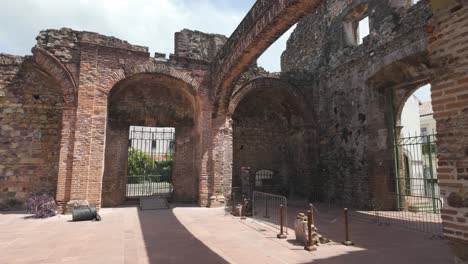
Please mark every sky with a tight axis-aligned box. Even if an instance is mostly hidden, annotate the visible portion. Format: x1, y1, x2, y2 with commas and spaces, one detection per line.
0, 0, 290, 72
0, 0, 431, 101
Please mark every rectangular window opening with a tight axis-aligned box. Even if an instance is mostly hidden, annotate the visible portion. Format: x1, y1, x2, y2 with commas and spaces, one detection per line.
357, 16, 369, 45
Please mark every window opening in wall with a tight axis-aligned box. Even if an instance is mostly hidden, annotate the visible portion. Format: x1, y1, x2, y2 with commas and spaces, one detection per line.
357, 16, 369, 45
343, 3, 369, 46
126, 126, 175, 198
395, 84, 440, 213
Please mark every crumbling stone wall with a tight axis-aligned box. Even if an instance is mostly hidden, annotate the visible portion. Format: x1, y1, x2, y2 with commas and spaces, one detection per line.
282, 0, 432, 206
175, 29, 227, 61
0, 55, 63, 209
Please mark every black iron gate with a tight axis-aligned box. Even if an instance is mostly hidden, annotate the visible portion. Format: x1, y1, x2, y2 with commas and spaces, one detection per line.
126, 127, 175, 198
393, 133, 441, 213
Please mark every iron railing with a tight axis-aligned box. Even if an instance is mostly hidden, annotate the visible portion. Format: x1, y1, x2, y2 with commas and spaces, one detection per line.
126, 175, 173, 198
394, 133, 438, 210
252, 191, 288, 234
352, 193, 443, 237
127, 127, 175, 199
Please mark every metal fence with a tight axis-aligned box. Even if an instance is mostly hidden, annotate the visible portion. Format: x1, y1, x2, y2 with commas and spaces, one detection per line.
126, 127, 175, 199
352, 193, 443, 237
126, 175, 173, 198
252, 191, 288, 233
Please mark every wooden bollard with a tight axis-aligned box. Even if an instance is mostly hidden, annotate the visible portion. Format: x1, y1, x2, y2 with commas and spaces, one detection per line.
342, 208, 354, 246
304, 210, 317, 252
277, 205, 287, 239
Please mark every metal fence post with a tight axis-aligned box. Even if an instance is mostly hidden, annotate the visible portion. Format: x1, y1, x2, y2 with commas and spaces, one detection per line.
343, 208, 354, 246
277, 205, 287, 239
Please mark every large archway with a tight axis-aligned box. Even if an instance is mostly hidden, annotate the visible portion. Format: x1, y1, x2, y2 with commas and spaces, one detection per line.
229, 78, 317, 199
102, 73, 201, 206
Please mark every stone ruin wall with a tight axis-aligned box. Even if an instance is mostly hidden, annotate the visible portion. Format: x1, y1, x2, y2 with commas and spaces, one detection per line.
0, 54, 64, 209
282, 0, 432, 206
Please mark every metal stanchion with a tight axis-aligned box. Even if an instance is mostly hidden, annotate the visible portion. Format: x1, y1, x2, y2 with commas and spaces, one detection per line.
304, 210, 316, 252
343, 208, 354, 246
277, 205, 287, 239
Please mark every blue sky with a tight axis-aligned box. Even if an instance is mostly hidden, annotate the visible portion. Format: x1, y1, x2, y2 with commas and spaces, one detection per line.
0, 0, 290, 72
0, 0, 431, 101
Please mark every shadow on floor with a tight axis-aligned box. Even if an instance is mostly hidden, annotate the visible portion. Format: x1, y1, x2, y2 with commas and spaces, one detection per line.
137, 205, 229, 264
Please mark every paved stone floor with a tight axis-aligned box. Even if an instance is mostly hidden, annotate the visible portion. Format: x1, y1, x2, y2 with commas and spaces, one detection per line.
0, 204, 452, 264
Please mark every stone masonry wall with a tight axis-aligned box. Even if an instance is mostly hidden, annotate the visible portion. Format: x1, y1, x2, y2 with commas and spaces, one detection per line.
282, 0, 432, 206
175, 29, 227, 62
0, 56, 63, 209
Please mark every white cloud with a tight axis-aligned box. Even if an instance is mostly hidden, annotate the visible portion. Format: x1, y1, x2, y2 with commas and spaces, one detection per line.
0, 0, 292, 72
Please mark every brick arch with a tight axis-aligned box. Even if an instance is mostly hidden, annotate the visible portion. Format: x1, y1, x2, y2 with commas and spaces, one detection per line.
31, 47, 77, 107
211, 0, 321, 115
228, 77, 316, 124
107, 61, 199, 97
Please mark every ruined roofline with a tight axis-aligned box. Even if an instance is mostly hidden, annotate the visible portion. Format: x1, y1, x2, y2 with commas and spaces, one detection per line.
0, 53, 24, 66
35, 27, 228, 63
178, 28, 228, 39
36, 27, 149, 54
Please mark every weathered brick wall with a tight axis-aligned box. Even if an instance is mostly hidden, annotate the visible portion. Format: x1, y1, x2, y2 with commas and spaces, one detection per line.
282, 0, 432, 206
0, 56, 63, 209
428, 1, 468, 262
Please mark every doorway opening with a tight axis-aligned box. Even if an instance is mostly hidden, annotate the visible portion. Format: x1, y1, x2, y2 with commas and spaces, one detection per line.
126, 126, 175, 199
395, 84, 440, 213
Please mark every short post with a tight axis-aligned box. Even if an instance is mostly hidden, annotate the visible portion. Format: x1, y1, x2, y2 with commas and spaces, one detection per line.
240, 195, 246, 220
304, 210, 316, 252
231, 192, 236, 215
264, 197, 270, 218
309, 203, 314, 226
342, 208, 354, 246
277, 205, 287, 239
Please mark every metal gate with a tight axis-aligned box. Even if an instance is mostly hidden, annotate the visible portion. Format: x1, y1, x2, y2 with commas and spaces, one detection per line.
126, 127, 175, 198
394, 133, 440, 213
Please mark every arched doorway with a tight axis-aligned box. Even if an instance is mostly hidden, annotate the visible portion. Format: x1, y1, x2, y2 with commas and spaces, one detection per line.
229, 78, 317, 199
395, 84, 440, 212
102, 73, 200, 206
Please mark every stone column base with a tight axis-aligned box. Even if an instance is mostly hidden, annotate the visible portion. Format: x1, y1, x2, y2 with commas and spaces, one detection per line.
209, 195, 225, 207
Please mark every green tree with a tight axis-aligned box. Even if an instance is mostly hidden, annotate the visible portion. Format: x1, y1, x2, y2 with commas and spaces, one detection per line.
127, 148, 155, 183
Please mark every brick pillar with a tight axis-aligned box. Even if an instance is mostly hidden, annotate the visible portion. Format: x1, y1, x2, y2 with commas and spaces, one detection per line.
55, 107, 77, 210
198, 106, 212, 207
210, 115, 232, 207
429, 1, 468, 262
68, 44, 107, 209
